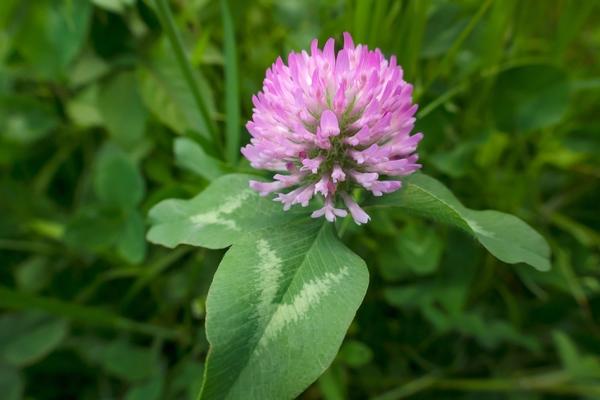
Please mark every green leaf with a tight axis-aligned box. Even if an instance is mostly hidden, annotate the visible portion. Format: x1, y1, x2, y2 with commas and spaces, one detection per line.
367, 173, 551, 271
199, 223, 368, 400
553, 331, 600, 381
491, 65, 570, 132
100, 340, 160, 382
174, 137, 226, 181
317, 366, 346, 400
428, 309, 537, 350
0, 0, 19, 28
64, 207, 123, 252
475, 132, 509, 168
0, 312, 68, 367
137, 39, 216, 138
147, 174, 303, 249
66, 84, 103, 128
384, 235, 480, 315
0, 95, 59, 144
92, 0, 136, 14
152, 0, 219, 143
126, 377, 164, 400
117, 210, 147, 264
0, 364, 22, 400
429, 142, 477, 178
98, 71, 148, 146
68, 50, 111, 88
14, 256, 50, 293
420, 4, 468, 59
94, 145, 145, 210
14, 0, 91, 79
148, 174, 369, 398
169, 359, 204, 400
338, 340, 373, 368
396, 223, 444, 275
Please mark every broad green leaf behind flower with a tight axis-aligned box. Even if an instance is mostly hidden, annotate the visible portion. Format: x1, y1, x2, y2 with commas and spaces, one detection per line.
367, 173, 551, 271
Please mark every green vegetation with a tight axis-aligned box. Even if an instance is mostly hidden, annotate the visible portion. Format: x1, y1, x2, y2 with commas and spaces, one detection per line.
1, 0, 599, 399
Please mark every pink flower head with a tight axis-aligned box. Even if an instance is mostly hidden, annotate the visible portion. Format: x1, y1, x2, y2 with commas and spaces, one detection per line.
242, 32, 423, 224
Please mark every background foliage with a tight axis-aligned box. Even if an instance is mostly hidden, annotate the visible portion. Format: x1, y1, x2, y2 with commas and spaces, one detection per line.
1, 0, 599, 399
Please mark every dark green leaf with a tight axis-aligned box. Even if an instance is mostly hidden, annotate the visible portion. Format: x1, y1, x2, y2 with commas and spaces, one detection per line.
554, 331, 600, 381
66, 84, 103, 128
137, 39, 216, 138
117, 210, 147, 264
93, 0, 136, 14
0, 312, 68, 367
94, 145, 145, 210
14, 256, 50, 293
98, 71, 148, 146
338, 340, 373, 368
491, 65, 570, 132
64, 207, 123, 252
99, 340, 160, 382
126, 377, 164, 400
174, 137, 226, 181
14, 0, 91, 79
0, 364, 22, 400
396, 223, 444, 275
0, 96, 58, 144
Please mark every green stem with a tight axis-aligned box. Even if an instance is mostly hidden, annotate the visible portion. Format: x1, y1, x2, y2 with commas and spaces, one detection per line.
0, 286, 187, 342
75, 267, 144, 303
34, 139, 78, 194
372, 371, 600, 399
433, 375, 600, 396
371, 374, 438, 400
337, 217, 351, 238
153, 0, 221, 152
0, 239, 55, 254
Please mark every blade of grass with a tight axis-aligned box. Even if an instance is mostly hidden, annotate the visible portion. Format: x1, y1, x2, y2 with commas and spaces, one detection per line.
367, 0, 388, 46
221, 0, 241, 164
353, 0, 371, 42
433, 373, 600, 397
381, 1, 403, 43
555, 0, 596, 57
373, 371, 600, 399
371, 374, 438, 400
153, 0, 221, 152
0, 286, 186, 342
419, 0, 494, 99
0, 239, 55, 254
555, 248, 589, 311
418, 56, 554, 119
479, 0, 515, 70
395, 0, 430, 83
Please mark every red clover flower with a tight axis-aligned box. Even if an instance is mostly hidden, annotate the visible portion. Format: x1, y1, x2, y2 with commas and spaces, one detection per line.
242, 33, 423, 225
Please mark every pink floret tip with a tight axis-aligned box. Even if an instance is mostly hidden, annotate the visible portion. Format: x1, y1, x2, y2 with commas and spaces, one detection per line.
241, 32, 423, 225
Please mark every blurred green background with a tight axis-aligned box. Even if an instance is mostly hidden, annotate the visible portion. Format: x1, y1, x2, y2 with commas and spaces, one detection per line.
1, 0, 599, 399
